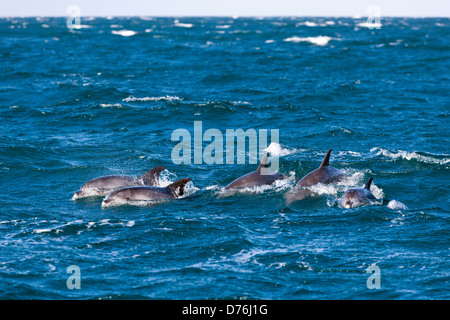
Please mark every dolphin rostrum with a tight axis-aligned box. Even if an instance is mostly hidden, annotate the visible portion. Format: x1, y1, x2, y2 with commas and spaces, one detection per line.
101, 178, 191, 207
224, 152, 288, 190
340, 177, 379, 208
72, 166, 166, 200
285, 149, 345, 204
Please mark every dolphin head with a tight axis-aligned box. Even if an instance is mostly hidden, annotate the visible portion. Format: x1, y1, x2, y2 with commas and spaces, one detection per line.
341, 189, 361, 208
101, 189, 131, 207
101, 196, 121, 207
341, 188, 371, 209
340, 178, 378, 209
72, 190, 84, 200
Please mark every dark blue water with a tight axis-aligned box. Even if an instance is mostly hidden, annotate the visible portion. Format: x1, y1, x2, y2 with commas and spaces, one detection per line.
0, 16, 449, 299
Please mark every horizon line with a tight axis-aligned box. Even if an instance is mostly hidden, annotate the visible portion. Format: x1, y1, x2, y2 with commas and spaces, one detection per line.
1, 14, 449, 18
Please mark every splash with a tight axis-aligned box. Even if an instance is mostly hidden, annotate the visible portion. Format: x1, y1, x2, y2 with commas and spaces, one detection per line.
217, 175, 295, 198
158, 169, 199, 197
387, 200, 408, 210
263, 142, 297, 157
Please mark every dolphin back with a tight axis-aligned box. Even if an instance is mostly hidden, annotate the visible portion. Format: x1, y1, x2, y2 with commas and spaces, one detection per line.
256, 152, 270, 173
166, 178, 191, 197
140, 166, 165, 186
319, 149, 332, 168
364, 177, 374, 190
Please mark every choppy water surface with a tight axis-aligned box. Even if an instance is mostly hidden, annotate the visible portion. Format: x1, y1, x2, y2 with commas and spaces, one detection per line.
0, 17, 449, 299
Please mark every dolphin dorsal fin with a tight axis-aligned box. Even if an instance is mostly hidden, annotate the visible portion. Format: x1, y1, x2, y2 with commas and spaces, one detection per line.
256, 152, 270, 173
141, 166, 165, 186
364, 177, 374, 190
319, 149, 332, 168
166, 178, 191, 197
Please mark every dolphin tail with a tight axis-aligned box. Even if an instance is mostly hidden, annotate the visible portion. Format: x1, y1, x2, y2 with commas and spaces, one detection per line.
364, 177, 374, 190
141, 166, 165, 186
166, 178, 191, 197
319, 149, 332, 168
256, 152, 270, 173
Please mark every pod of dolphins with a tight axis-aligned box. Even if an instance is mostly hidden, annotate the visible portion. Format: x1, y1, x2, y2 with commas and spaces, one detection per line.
72, 149, 382, 209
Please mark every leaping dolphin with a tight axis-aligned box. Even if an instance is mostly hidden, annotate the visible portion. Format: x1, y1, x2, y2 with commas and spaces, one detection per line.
101, 178, 191, 207
72, 166, 165, 200
224, 152, 288, 190
340, 177, 380, 208
285, 149, 345, 204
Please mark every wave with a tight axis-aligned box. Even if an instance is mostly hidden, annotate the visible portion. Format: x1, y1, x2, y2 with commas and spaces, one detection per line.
371, 147, 449, 165
283, 36, 334, 46
33, 218, 136, 235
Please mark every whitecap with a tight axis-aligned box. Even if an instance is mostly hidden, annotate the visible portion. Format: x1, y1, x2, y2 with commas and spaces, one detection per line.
356, 22, 382, 29
123, 95, 181, 102
174, 20, 193, 28
304, 21, 318, 27
371, 147, 449, 165
100, 103, 123, 108
389, 39, 403, 46
71, 24, 91, 29
338, 150, 362, 157
284, 36, 334, 46
124, 220, 135, 227
111, 30, 137, 37
265, 39, 275, 44
34, 228, 52, 234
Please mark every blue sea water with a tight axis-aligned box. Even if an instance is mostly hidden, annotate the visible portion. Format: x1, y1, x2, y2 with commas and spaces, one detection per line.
0, 16, 449, 300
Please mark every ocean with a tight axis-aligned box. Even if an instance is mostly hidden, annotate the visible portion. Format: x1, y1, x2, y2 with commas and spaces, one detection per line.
0, 16, 449, 300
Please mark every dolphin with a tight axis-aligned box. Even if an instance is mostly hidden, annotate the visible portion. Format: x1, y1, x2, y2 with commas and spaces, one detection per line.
224, 152, 288, 190
340, 177, 379, 208
101, 178, 191, 207
72, 166, 165, 200
285, 149, 345, 204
